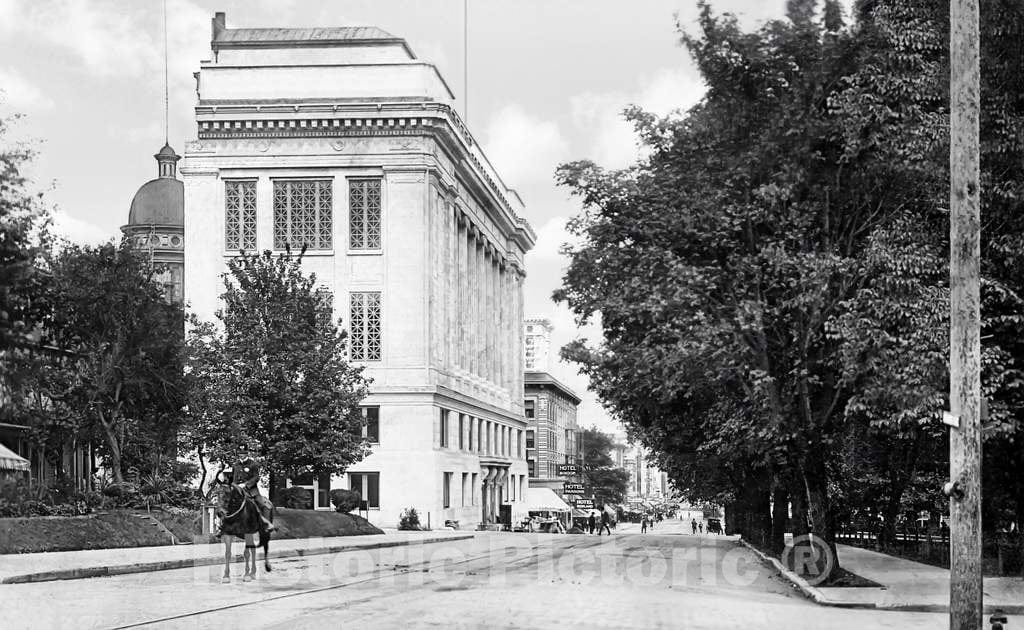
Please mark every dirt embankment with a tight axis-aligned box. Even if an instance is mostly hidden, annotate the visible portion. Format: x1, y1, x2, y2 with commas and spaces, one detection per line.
0, 508, 383, 554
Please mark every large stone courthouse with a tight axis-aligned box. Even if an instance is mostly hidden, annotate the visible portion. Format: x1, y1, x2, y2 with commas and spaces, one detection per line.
182, 13, 536, 528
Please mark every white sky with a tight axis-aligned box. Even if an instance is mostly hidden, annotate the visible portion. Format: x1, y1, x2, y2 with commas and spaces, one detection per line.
0, 0, 796, 432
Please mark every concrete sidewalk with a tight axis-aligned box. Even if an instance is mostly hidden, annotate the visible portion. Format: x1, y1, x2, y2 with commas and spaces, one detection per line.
0, 530, 474, 584
818, 544, 1024, 613
745, 538, 1024, 614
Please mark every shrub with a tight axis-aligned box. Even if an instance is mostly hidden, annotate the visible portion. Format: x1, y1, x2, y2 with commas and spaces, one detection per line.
162, 460, 200, 485
102, 481, 139, 498
330, 488, 360, 513
47, 477, 80, 503
279, 486, 313, 509
140, 475, 173, 506
163, 485, 202, 509
80, 490, 106, 510
101, 481, 141, 508
398, 507, 421, 531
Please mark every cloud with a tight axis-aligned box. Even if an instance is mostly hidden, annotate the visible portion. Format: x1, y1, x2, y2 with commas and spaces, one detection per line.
51, 211, 116, 246
1, 0, 207, 81
527, 216, 575, 263
413, 39, 455, 85
570, 67, 704, 170
482, 103, 569, 190
0, 68, 54, 111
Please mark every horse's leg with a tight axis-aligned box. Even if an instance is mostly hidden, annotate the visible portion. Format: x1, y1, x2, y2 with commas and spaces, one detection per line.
221, 537, 231, 583
243, 534, 255, 581
261, 527, 272, 572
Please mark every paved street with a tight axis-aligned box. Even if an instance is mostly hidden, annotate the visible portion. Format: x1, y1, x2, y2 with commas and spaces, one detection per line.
1, 519, 950, 629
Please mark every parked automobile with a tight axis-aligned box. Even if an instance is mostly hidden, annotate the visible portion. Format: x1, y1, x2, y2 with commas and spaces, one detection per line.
706, 518, 723, 534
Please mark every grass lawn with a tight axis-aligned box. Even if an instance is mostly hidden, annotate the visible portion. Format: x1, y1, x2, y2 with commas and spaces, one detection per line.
0, 509, 383, 554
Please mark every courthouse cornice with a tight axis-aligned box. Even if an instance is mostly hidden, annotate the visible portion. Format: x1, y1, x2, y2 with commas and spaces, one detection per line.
190, 101, 536, 253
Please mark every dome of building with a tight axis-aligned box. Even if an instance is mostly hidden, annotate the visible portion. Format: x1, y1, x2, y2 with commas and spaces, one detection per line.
128, 177, 184, 226
126, 143, 184, 227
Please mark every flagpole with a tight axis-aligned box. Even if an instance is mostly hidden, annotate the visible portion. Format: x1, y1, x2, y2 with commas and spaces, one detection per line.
463, 0, 469, 124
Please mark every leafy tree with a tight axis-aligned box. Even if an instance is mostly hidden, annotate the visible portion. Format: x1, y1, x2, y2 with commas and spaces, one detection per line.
556, 2, 879, 571
557, 0, 1024, 579
185, 249, 371, 494
28, 241, 186, 482
579, 427, 630, 506
0, 113, 51, 362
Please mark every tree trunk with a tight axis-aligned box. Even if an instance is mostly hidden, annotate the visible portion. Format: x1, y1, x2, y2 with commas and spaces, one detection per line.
1016, 490, 1024, 580
880, 489, 903, 550
725, 501, 740, 536
108, 446, 124, 483
771, 477, 789, 555
268, 470, 286, 504
804, 459, 841, 580
790, 476, 810, 540
97, 410, 124, 483
738, 473, 772, 549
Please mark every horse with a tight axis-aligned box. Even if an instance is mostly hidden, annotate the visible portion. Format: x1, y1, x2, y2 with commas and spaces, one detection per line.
209, 475, 274, 583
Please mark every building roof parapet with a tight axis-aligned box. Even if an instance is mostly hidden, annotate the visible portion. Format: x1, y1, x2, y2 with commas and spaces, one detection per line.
524, 371, 582, 405
211, 12, 416, 58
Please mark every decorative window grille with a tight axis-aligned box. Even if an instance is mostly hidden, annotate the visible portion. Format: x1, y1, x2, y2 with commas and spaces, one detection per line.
349, 291, 382, 361
273, 180, 333, 250
349, 179, 382, 250
315, 286, 334, 330
224, 180, 257, 251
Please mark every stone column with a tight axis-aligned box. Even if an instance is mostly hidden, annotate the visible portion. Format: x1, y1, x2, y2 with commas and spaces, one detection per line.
499, 259, 506, 390
490, 253, 499, 387
476, 237, 486, 382
445, 202, 454, 373
499, 260, 505, 390
483, 466, 499, 522
483, 244, 491, 385
506, 265, 514, 396
468, 227, 476, 379
494, 468, 508, 520
500, 263, 508, 396
469, 226, 478, 377
457, 212, 466, 372
463, 216, 471, 373
481, 244, 489, 384
516, 268, 526, 403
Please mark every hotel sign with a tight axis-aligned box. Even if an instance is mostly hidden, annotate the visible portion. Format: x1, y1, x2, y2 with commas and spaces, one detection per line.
574, 498, 594, 510
557, 464, 578, 476
562, 483, 584, 495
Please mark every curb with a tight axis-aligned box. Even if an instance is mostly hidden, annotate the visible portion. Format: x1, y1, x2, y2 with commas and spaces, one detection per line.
0, 534, 475, 585
738, 538, 1024, 615
736, 538, 864, 608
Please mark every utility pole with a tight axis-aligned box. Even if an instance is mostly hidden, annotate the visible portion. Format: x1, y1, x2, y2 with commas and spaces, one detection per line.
948, 0, 983, 628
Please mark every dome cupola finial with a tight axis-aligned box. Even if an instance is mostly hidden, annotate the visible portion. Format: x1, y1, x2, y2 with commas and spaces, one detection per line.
155, 143, 180, 178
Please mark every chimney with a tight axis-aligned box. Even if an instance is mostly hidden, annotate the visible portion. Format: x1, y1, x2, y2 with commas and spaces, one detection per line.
211, 12, 226, 61
212, 12, 226, 40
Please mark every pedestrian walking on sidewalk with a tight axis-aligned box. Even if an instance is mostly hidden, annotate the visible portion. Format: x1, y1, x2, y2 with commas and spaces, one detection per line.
588, 512, 596, 534
698, 522, 703, 534
691, 519, 697, 535
641, 514, 649, 533
598, 509, 612, 535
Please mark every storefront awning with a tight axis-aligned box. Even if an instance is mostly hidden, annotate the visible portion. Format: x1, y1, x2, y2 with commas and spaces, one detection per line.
0, 442, 30, 471
526, 487, 571, 512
